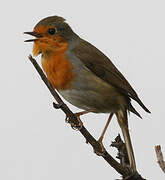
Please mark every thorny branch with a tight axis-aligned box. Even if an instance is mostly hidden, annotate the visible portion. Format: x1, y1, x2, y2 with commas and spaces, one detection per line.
155, 145, 165, 173
28, 55, 146, 180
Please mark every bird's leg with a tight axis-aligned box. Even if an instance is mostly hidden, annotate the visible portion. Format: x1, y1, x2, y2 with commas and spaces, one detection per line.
65, 110, 92, 130
74, 110, 91, 117
95, 113, 114, 155
98, 113, 114, 143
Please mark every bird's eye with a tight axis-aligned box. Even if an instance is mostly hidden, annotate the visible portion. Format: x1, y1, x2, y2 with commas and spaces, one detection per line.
48, 28, 56, 35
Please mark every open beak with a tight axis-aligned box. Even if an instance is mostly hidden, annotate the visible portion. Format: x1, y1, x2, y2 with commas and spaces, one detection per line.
24, 31, 43, 42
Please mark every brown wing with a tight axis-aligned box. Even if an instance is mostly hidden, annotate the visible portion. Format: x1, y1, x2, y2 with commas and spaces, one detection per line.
72, 38, 150, 113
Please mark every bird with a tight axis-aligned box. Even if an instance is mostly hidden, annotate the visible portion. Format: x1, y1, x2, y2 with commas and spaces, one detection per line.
24, 16, 150, 172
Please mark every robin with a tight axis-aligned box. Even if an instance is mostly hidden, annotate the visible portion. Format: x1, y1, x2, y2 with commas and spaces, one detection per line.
24, 16, 150, 172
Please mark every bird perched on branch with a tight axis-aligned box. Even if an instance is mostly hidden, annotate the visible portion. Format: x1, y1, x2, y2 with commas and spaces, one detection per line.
24, 16, 150, 172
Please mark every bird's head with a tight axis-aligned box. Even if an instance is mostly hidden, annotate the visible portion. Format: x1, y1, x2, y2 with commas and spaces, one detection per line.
24, 16, 76, 56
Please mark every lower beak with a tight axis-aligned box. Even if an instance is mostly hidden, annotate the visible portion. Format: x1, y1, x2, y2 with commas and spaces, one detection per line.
24, 31, 43, 42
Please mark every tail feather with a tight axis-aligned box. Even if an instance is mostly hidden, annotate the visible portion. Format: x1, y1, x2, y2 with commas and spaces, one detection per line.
116, 110, 136, 172
121, 124, 136, 171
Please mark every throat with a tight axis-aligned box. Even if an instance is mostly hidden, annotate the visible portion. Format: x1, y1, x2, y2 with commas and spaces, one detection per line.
41, 52, 75, 90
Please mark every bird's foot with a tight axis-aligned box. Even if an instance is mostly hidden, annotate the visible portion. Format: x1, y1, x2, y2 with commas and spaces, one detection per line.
65, 113, 83, 130
94, 138, 106, 156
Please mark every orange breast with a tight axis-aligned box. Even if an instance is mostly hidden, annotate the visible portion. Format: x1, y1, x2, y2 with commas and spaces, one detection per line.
42, 53, 75, 90
32, 26, 75, 90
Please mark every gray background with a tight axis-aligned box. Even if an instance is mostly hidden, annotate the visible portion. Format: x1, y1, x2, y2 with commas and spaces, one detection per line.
1, 0, 164, 179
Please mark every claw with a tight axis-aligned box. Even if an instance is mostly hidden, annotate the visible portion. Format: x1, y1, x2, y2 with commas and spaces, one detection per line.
65, 114, 83, 130
65, 115, 69, 123
94, 139, 106, 156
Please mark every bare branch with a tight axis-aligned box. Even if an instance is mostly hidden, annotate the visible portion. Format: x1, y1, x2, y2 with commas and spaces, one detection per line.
155, 145, 165, 173
111, 135, 146, 180
28, 55, 146, 180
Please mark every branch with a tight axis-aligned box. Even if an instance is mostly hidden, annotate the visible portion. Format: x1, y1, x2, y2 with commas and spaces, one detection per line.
111, 135, 146, 180
155, 145, 165, 173
28, 55, 146, 180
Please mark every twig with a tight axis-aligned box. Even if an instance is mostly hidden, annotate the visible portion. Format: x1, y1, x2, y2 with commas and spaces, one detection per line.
155, 145, 165, 173
28, 55, 146, 179
111, 134, 129, 167
111, 135, 146, 180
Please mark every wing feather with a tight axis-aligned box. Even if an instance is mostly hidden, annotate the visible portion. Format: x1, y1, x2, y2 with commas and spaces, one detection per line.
72, 39, 150, 113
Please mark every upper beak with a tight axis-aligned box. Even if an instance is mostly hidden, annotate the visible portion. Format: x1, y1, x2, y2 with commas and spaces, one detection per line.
24, 31, 43, 42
